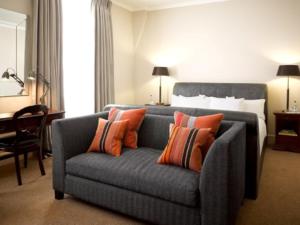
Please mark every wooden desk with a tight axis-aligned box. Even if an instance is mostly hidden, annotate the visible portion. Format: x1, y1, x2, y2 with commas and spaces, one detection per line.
0, 110, 65, 134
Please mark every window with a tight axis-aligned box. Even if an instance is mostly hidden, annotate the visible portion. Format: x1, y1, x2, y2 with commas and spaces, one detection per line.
62, 0, 94, 118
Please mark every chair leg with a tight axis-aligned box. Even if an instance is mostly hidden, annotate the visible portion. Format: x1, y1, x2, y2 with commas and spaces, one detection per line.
24, 152, 28, 168
14, 153, 22, 185
55, 190, 64, 200
37, 147, 45, 176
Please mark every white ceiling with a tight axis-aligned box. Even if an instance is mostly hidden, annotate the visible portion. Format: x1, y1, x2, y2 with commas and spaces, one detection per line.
112, 0, 228, 11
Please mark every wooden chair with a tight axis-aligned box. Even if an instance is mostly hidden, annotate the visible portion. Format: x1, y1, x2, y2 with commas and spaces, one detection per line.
0, 105, 48, 185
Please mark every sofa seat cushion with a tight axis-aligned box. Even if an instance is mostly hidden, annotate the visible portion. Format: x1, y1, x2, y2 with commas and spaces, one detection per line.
66, 148, 200, 207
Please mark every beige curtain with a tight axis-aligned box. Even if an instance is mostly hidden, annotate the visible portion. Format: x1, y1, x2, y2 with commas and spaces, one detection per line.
32, 0, 64, 150
93, 0, 115, 112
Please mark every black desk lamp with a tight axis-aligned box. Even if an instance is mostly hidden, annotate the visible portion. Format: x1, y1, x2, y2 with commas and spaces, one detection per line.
1, 68, 24, 87
1, 68, 25, 95
277, 65, 300, 111
27, 71, 50, 105
152, 66, 169, 105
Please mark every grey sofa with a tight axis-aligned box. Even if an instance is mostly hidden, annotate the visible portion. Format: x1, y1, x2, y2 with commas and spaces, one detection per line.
104, 82, 267, 200
104, 102, 263, 200
52, 111, 246, 225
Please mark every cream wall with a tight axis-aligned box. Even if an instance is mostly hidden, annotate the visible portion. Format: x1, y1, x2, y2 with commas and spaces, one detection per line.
132, 0, 300, 136
0, 0, 33, 113
112, 4, 135, 104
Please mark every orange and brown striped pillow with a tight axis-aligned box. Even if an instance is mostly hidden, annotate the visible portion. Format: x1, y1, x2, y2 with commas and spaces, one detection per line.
158, 124, 211, 172
174, 112, 224, 159
87, 118, 128, 157
108, 108, 146, 149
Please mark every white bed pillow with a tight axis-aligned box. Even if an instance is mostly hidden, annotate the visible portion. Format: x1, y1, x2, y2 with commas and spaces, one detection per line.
171, 95, 210, 108
243, 99, 266, 120
171, 94, 184, 107
209, 97, 245, 111
225, 97, 266, 120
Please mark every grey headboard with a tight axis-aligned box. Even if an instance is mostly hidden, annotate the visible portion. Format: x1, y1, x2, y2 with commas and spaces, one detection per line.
173, 82, 268, 122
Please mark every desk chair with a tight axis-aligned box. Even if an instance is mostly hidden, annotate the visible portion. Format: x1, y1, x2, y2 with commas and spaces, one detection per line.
0, 105, 48, 185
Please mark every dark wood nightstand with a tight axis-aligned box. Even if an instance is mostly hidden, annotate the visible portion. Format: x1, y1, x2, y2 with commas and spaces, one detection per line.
273, 112, 300, 153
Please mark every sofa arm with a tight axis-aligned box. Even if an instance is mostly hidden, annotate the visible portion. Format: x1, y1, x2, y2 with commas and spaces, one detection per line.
200, 121, 246, 225
52, 112, 108, 192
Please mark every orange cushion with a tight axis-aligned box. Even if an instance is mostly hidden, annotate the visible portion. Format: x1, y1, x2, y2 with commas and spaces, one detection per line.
108, 108, 146, 149
174, 112, 224, 159
158, 124, 211, 172
87, 118, 128, 157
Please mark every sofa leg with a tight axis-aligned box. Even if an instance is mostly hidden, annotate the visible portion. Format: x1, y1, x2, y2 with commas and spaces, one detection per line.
55, 190, 64, 200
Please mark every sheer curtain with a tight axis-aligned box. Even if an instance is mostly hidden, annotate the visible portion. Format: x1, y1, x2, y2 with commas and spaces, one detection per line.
62, 0, 94, 118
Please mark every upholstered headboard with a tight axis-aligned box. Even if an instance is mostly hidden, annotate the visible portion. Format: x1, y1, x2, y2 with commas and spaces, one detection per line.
173, 82, 268, 121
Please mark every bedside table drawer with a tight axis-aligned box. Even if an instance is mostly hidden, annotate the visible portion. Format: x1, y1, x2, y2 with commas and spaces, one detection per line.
276, 135, 299, 144
280, 115, 291, 120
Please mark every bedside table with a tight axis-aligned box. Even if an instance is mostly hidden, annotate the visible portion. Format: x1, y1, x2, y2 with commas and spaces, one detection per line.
273, 112, 300, 153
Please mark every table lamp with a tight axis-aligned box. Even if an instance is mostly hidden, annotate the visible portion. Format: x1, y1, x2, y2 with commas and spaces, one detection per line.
276, 65, 300, 111
152, 66, 169, 105
27, 71, 50, 105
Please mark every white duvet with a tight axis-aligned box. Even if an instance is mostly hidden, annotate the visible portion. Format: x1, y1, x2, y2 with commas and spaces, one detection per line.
258, 118, 267, 155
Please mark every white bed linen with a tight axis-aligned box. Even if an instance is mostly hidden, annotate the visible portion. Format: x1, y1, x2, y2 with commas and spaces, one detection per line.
171, 95, 210, 108
258, 118, 267, 155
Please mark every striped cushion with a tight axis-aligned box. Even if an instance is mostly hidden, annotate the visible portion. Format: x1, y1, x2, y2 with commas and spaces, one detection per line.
87, 118, 128, 156
174, 112, 224, 159
109, 108, 146, 149
158, 124, 211, 172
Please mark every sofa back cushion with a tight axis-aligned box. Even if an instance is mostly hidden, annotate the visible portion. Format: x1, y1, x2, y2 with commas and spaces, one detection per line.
138, 114, 234, 151
217, 121, 234, 137
138, 114, 174, 150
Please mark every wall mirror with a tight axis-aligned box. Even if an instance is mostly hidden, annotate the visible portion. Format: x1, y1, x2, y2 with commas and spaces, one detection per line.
0, 8, 29, 97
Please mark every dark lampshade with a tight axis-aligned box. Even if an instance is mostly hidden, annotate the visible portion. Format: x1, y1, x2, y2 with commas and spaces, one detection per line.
152, 67, 169, 76
277, 65, 300, 76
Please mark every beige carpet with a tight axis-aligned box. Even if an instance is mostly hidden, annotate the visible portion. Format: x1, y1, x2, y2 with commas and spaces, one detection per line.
0, 148, 300, 225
